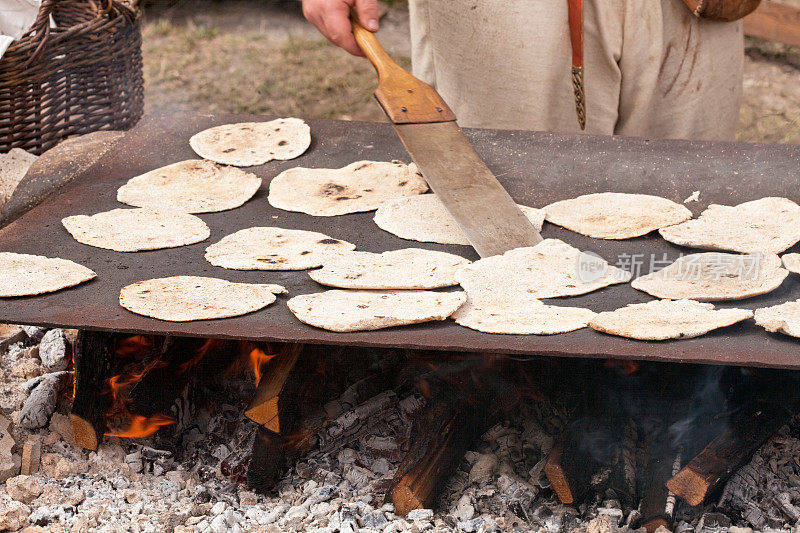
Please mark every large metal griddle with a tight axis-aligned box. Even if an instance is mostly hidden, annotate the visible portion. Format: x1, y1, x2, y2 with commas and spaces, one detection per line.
0, 113, 798, 369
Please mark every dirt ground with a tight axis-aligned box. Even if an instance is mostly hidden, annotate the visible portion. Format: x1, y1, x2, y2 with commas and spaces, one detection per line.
141, 0, 800, 144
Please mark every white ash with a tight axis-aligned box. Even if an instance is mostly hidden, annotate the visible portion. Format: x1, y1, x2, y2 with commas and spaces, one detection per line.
0, 324, 793, 533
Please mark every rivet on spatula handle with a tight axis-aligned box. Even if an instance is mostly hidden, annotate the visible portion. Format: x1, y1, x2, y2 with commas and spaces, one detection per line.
350, 11, 455, 124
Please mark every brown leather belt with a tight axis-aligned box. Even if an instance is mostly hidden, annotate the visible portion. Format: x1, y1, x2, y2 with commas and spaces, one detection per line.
567, 0, 585, 130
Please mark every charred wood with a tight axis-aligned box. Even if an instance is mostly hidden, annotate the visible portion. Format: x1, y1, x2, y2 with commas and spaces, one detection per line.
667, 398, 795, 507
70, 330, 116, 450
244, 343, 302, 432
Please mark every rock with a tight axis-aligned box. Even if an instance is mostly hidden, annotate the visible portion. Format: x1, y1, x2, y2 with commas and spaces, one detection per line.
46, 413, 74, 445
469, 453, 499, 485
451, 494, 475, 522
19, 372, 68, 430
597, 507, 624, 525
5, 476, 42, 504
20, 326, 45, 342
39, 453, 79, 479
371, 457, 391, 476
406, 508, 434, 521
653, 526, 672, 533
37, 330, 68, 372
0, 420, 20, 483
362, 510, 388, 529
586, 515, 615, 533
0, 325, 25, 352
10, 360, 40, 379
0, 498, 30, 531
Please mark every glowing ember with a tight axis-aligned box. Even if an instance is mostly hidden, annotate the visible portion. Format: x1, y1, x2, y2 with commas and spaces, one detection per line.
114, 335, 154, 357
604, 359, 640, 375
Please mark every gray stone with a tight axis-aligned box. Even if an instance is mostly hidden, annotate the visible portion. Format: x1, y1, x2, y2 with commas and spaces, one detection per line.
406, 508, 434, 521
37, 329, 68, 372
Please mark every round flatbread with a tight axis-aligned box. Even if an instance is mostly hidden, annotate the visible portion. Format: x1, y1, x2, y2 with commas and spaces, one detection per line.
783, 253, 800, 274
374, 194, 546, 246
287, 290, 466, 332
659, 197, 800, 254
119, 276, 286, 322
631, 252, 788, 301
454, 239, 631, 301
268, 160, 428, 216
117, 159, 261, 213
189, 118, 311, 166
308, 248, 470, 289
0, 252, 96, 297
205, 227, 356, 270
543, 192, 692, 239
754, 299, 800, 338
62, 208, 210, 252
452, 293, 596, 335
589, 299, 753, 340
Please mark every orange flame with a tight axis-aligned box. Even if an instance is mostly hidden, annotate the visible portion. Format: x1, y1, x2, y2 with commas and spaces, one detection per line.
249, 346, 277, 386
115, 335, 154, 357
104, 350, 173, 438
105, 413, 175, 438
178, 338, 224, 374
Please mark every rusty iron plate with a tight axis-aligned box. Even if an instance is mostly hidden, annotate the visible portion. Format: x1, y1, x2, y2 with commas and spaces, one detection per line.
0, 112, 798, 369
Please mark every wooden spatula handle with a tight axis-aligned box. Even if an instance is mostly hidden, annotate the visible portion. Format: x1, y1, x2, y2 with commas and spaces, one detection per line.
351, 14, 455, 124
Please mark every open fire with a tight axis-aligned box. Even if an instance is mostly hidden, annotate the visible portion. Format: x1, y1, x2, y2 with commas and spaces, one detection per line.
54, 329, 800, 531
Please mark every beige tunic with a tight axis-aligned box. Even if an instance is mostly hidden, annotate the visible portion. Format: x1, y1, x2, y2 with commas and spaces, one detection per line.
408, 0, 743, 141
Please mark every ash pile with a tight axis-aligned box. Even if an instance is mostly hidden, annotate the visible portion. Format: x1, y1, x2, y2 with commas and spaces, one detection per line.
0, 324, 799, 533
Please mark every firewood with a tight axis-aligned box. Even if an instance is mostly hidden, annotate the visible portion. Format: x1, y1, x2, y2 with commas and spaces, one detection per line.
70, 330, 117, 450
667, 399, 793, 506
389, 390, 475, 515
20, 436, 42, 475
244, 344, 302, 432
639, 441, 682, 533
247, 345, 398, 492
544, 439, 599, 505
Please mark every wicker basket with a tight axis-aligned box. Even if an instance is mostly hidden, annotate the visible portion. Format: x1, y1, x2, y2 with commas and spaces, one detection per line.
0, 0, 144, 154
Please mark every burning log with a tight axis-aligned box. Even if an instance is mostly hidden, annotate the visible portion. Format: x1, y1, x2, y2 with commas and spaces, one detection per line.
667, 399, 794, 507
639, 440, 682, 533
247, 345, 402, 492
70, 330, 117, 450
389, 387, 476, 515
544, 436, 600, 505
244, 343, 302, 432
388, 355, 521, 515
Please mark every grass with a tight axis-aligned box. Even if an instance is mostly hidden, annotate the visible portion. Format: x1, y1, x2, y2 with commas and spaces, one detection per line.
142, 18, 409, 121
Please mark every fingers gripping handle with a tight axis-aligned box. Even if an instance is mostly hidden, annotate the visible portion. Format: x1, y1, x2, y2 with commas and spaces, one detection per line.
350, 11, 456, 124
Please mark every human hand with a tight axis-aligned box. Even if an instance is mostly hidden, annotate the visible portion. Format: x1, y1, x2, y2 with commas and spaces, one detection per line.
301, 0, 380, 57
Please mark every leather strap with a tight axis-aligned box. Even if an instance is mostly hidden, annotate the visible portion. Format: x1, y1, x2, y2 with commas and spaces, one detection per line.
567, 0, 586, 130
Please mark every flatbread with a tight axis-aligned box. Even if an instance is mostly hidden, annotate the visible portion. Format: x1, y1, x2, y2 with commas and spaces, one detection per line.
782, 253, 800, 274
452, 293, 596, 335
117, 159, 261, 213
589, 299, 753, 340
287, 290, 466, 332
309, 248, 470, 289
454, 239, 631, 301
659, 197, 800, 254
205, 227, 356, 270
374, 194, 546, 245
0, 252, 96, 297
754, 299, 800, 338
631, 252, 788, 301
189, 118, 311, 166
268, 160, 428, 216
543, 192, 692, 239
62, 208, 210, 252
119, 276, 286, 322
